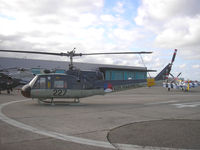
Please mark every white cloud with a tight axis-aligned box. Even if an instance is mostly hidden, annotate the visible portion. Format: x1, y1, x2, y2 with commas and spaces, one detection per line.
112, 28, 144, 44
179, 64, 186, 69
100, 14, 115, 22
100, 14, 130, 28
113, 1, 124, 14
0, 0, 141, 60
135, 0, 200, 26
0, 0, 104, 50
135, 0, 200, 60
155, 16, 200, 47
192, 64, 200, 69
0, 0, 104, 16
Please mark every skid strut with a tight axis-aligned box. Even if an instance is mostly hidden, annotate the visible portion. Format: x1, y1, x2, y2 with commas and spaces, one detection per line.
37, 98, 80, 105
51, 98, 55, 105
74, 98, 80, 103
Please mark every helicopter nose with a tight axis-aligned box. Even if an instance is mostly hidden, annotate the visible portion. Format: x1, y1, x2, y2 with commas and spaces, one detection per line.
21, 84, 31, 98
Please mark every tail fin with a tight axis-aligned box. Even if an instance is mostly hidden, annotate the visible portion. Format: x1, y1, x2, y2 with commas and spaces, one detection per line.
155, 49, 177, 81
154, 63, 171, 81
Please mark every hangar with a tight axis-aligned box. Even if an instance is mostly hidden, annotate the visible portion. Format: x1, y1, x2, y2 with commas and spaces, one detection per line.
0, 57, 150, 81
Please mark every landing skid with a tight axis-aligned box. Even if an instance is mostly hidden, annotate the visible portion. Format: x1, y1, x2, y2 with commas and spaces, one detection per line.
37, 98, 80, 105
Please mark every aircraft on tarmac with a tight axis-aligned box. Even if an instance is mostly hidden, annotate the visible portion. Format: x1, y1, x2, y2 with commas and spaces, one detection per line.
0, 67, 34, 94
162, 49, 199, 91
0, 72, 20, 94
163, 74, 200, 91
0, 48, 174, 104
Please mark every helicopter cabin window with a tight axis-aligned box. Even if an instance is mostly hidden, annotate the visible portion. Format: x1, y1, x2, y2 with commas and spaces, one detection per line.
53, 76, 67, 88
33, 77, 46, 89
47, 76, 51, 89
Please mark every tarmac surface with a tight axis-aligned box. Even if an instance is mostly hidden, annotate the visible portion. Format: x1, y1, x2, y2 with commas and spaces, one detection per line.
0, 86, 200, 150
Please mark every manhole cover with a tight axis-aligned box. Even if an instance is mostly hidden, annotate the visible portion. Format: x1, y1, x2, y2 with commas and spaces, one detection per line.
108, 119, 200, 149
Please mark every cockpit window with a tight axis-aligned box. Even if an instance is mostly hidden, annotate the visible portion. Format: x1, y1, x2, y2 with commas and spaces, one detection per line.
29, 76, 38, 87
33, 76, 46, 89
31, 75, 68, 89
40, 77, 46, 89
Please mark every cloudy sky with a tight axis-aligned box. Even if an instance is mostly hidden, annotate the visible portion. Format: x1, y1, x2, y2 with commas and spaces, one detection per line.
0, 0, 200, 80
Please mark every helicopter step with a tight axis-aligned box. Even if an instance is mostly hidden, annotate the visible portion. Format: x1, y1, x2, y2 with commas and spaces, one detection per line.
37, 97, 80, 105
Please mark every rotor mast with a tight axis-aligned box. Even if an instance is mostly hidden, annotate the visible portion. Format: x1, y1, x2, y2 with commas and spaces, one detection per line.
68, 48, 76, 70
67, 48, 83, 70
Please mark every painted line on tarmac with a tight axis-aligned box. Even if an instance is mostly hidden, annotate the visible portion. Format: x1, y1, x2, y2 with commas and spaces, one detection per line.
113, 143, 189, 150
0, 99, 115, 149
145, 100, 179, 105
0, 99, 188, 150
172, 102, 200, 108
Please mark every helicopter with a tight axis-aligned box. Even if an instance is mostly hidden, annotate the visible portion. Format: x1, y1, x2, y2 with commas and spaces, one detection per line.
0, 48, 170, 104
0, 67, 34, 94
0, 72, 18, 94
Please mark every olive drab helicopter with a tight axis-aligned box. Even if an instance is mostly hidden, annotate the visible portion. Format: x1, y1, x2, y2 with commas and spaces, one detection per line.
0, 48, 154, 104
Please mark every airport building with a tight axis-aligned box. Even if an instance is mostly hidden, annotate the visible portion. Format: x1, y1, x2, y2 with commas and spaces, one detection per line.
0, 57, 149, 81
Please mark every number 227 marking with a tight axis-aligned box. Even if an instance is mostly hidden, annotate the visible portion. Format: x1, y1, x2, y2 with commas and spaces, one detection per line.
53, 89, 67, 96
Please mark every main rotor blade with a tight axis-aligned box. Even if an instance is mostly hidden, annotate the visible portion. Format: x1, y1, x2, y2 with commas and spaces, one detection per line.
0, 49, 68, 56
0, 49, 152, 57
81, 51, 152, 55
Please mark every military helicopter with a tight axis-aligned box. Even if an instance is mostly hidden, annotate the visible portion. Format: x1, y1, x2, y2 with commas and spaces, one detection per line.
0, 67, 34, 94
0, 72, 20, 94
0, 72, 19, 94
0, 48, 157, 104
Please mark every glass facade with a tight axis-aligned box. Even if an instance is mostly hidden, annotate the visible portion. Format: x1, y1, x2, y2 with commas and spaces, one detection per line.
105, 69, 147, 80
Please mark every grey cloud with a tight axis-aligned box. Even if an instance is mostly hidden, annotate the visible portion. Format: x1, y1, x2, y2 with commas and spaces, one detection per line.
175, 0, 200, 16
0, 0, 103, 17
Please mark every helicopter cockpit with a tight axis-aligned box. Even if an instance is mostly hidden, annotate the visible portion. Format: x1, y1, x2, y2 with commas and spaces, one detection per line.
32, 74, 82, 89
21, 73, 83, 98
